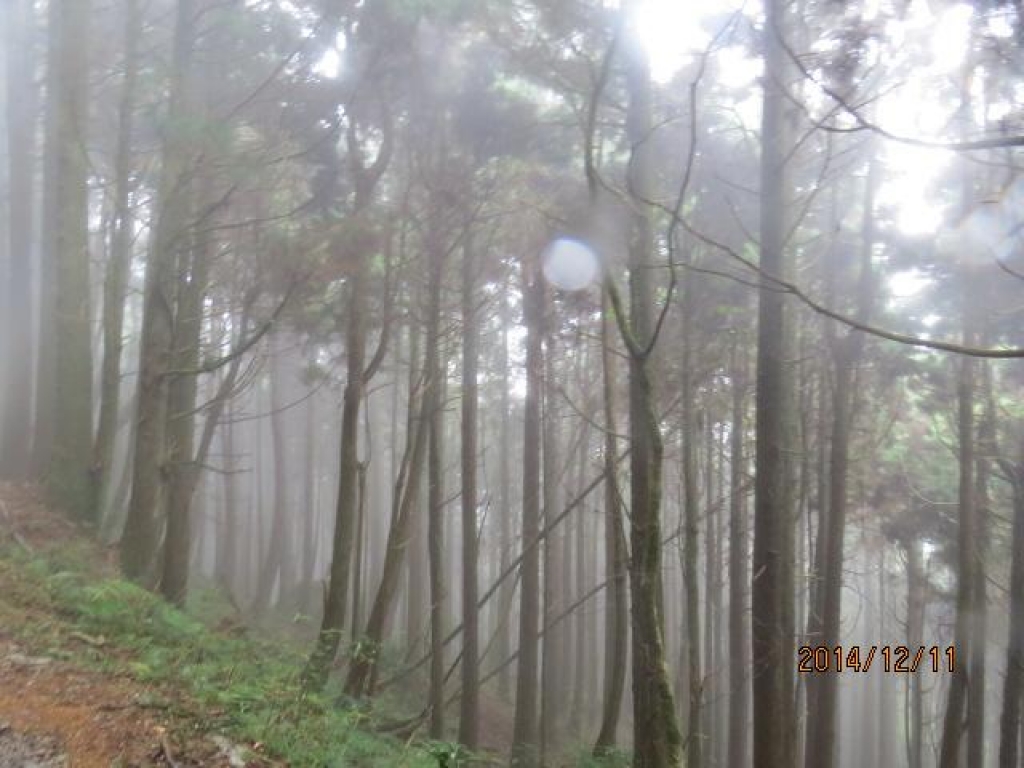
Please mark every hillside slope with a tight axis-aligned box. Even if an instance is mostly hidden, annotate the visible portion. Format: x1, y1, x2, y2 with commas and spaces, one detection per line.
0, 484, 441, 768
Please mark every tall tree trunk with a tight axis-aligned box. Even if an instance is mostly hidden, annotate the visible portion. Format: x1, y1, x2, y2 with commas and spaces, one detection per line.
405, 322, 427, 656
511, 261, 544, 768
680, 260, 703, 768
218, 401, 239, 596
998, 434, 1024, 768
160, 190, 211, 606
939, 51, 982, 768
702, 414, 713, 763
905, 536, 925, 768
752, 0, 797, 764
426, 251, 446, 739
805, 152, 876, 768
541, 341, 564, 760
344, 323, 428, 696
32, 0, 60, 476
705, 415, 724, 768
875, 547, 891, 767
570, 410, 591, 734
938, 352, 976, 768
252, 337, 293, 615
304, 234, 369, 690
121, 0, 196, 583
93, 0, 140, 518
619, 21, 682, 767
803, 362, 830, 761
966, 360, 993, 767
727, 341, 749, 768
458, 238, 480, 748
302, 394, 318, 589
594, 293, 627, 754
350, 446, 367, 636
302, 12, 393, 680
1, 0, 37, 479
48, 0, 95, 520
497, 292, 514, 700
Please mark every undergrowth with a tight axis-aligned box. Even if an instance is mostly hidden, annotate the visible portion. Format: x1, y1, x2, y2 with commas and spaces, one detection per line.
0, 542, 439, 767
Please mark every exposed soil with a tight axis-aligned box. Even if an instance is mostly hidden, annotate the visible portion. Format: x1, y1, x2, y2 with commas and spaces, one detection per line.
0, 721, 65, 768
0, 641, 174, 767
0, 484, 265, 767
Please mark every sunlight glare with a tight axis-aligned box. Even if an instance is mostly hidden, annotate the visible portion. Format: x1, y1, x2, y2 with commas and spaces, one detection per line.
878, 144, 947, 236
313, 31, 347, 80
987, 12, 1015, 38
931, 4, 974, 70
888, 269, 931, 299
628, 0, 735, 83
315, 49, 341, 79
717, 46, 762, 90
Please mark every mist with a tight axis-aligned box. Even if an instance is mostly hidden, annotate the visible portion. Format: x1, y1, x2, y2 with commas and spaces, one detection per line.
1, 0, 1023, 766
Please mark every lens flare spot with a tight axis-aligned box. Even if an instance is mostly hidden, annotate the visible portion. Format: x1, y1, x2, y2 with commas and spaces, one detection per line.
542, 238, 600, 292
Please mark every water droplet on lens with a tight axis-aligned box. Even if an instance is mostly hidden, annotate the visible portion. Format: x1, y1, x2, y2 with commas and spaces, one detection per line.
542, 238, 599, 292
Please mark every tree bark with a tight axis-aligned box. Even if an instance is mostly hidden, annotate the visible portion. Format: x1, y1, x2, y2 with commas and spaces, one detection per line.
304, 230, 370, 690
727, 341, 749, 768
805, 152, 876, 768
302, 393, 319, 590
904, 537, 925, 768
966, 360, 993, 767
619, 20, 682, 767
218, 401, 239, 597
251, 336, 293, 615
426, 250, 447, 739
680, 257, 703, 768
160, 187, 211, 606
594, 292, 628, 755
121, 0, 196, 583
48, 0, 95, 520
405, 322, 427, 656
497, 292, 514, 701
752, 0, 797, 764
93, 0, 140, 519
511, 260, 544, 768
541, 338, 564, 760
998, 434, 1024, 768
32, 0, 60, 476
938, 352, 976, 768
458, 237, 480, 748
344, 320, 428, 696
1, 0, 37, 479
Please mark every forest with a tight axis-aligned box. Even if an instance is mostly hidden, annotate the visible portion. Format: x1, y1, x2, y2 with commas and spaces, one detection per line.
1, 0, 1024, 766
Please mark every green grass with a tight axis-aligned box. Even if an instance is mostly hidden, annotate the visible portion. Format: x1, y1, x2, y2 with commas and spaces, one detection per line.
0, 542, 439, 767
0, 538, 627, 767
574, 748, 632, 768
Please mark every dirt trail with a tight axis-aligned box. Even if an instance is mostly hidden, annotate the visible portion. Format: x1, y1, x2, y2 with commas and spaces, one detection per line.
0, 641, 172, 767
0, 721, 65, 768
0, 484, 253, 767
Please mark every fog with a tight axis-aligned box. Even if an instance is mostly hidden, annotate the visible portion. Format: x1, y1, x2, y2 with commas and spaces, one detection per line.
1, 0, 1023, 766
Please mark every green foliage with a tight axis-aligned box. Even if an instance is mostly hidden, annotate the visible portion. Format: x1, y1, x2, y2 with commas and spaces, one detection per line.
424, 740, 469, 767
575, 747, 632, 768
0, 547, 437, 768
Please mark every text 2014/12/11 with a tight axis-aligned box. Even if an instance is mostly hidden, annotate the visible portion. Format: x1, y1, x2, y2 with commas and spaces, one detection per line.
797, 645, 956, 674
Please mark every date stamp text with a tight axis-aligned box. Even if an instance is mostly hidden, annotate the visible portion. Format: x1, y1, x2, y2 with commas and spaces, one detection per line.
797, 645, 956, 673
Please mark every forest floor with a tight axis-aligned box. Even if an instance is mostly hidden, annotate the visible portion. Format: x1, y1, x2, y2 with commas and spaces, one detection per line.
0, 483, 456, 767
0, 483, 264, 767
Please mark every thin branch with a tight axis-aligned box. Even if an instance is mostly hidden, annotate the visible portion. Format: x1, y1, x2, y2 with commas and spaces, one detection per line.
638, 191, 1024, 358
773, 19, 1024, 152
163, 282, 297, 377
376, 450, 630, 692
